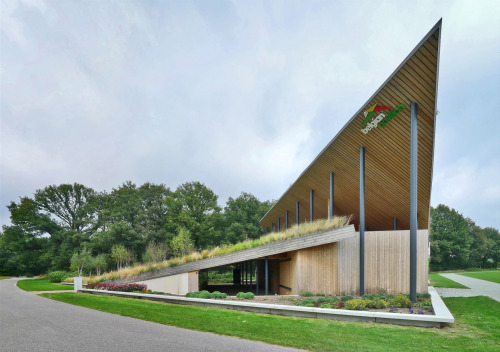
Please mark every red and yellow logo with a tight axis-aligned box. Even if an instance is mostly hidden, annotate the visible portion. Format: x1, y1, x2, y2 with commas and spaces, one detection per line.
361, 103, 406, 134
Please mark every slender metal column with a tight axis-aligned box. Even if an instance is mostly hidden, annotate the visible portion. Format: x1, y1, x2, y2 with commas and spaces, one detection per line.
277, 217, 281, 232
265, 227, 268, 234
265, 256, 269, 295
410, 102, 418, 303
285, 210, 289, 229
250, 261, 253, 292
393, 218, 398, 230
296, 201, 299, 225
330, 172, 334, 219
310, 189, 314, 222
256, 261, 259, 295
271, 223, 274, 232
360, 146, 365, 296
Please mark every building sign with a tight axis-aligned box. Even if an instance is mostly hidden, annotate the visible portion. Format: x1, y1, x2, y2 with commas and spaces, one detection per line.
361, 103, 406, 134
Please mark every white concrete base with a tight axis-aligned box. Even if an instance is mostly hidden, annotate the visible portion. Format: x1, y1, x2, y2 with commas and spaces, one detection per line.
80, 287, 454, 328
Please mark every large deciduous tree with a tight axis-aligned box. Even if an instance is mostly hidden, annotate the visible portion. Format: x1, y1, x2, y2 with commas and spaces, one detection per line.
430, 204, 473, 271
34, 183, 97, 232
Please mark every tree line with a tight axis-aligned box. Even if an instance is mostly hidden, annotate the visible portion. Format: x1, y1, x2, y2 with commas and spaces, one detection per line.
429, 204, 499, 271
0, 181, 273, 276
0, 181, 498, 276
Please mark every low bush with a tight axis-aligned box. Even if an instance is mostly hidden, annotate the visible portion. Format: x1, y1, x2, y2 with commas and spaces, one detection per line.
336, 300, 345, 309
340, 295, 353, 302
361, 293, 377, 300
319, 303, 336, 309
365, 298, 388, 309
317, 296, 338, 304
344, 299, 367, 310
301, 291, 314, 297
415, 299, 432, 309
243, 292, 254, 300
417, 292, 431, 299
212, 291, 228, 299
47, 271, 69, 283
315, 293, 326, 296
387, 294, 413, 308
295, 298, 316, 307
86, 282, 147, 292
235, 292, 254, 300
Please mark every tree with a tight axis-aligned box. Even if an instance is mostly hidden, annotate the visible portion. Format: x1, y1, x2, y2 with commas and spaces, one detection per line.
34, 183, 97, 232
143, 242, 170, 263
171, 228, 195, 257
430, 204, 473, 271
223, 192, 274, 244
111, 244, 128, 271
70, 248, 93, 276
174, 182, 223, 248
93, 254, 108, 276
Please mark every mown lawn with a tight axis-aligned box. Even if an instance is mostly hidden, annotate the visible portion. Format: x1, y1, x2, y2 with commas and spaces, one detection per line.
17, 279, 73, 291
429, 273, 468, 288
458, 271, 500, 284
40, 293, 499, 352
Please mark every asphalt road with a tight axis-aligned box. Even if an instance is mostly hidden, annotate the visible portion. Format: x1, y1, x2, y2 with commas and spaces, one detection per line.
0, 279, 302, 352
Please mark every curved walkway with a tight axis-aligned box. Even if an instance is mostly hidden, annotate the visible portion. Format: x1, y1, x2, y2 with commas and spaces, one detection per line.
434, 273, 500, 302
0, 279, 301, 352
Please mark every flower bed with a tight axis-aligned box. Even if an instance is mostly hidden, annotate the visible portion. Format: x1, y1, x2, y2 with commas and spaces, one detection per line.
86, 282, 147, 292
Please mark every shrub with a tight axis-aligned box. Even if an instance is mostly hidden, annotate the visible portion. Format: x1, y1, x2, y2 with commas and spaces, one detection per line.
365, 298, 388, 309
361, 293, 377, 300
344, 299, 367, 310
243, 292, 255, 300
336, 300, 345, 309
375, 292, 388, 300
388, 294, 413, 308
212, 291, 227, 299
340, 295, 353, 302
301, 291, 314, 297
315, 293, 326, 296
48, 271, 69, 283
317, 296, 338, 304
415, 299, 432, 309
295, 298, 316, 307
86, 282, 147, 292
417, 292, 431, 299
235, 292, 254, 300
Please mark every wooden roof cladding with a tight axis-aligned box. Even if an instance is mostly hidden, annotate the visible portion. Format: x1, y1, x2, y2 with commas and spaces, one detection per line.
259, 20, 442, 232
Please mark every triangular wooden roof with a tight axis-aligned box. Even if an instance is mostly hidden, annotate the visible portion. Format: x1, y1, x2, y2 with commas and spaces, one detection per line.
260, 20, 442, 231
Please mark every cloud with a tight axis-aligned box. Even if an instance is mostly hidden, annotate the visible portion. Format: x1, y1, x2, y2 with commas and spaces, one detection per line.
1, 0, 499, 230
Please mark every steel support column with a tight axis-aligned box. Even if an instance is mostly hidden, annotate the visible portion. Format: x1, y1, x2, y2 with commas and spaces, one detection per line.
277, 217, 281, 233
410, 102, 418, 303
330, 172, 334, 219
310, 189, 314, 222
296, 201, 299, 225
285, 210, 289, 229
271, 223, 274, 232
265, 256, 269, 295
393, 218, 398, 230
360, 146, 365, 296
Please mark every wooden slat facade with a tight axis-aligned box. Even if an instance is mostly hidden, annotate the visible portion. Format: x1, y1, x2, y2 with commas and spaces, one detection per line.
259, 21, 441, 232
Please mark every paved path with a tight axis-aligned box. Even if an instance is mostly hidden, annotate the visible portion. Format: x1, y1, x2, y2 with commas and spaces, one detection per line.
434, 273, 500, 302
0, 279, 302, 352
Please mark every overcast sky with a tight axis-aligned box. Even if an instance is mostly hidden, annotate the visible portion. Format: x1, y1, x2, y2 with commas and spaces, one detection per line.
1, 0, 499, 230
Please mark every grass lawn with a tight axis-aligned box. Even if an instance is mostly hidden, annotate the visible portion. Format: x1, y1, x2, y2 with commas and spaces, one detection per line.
17, 279, 73, 291
458, 271, 500, 284
40, 293, 499, 352
429, 273, 469, 288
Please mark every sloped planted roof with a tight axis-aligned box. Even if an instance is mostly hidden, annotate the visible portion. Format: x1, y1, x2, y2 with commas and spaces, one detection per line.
259, 20, 442, 232
114, 225, 356, 283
